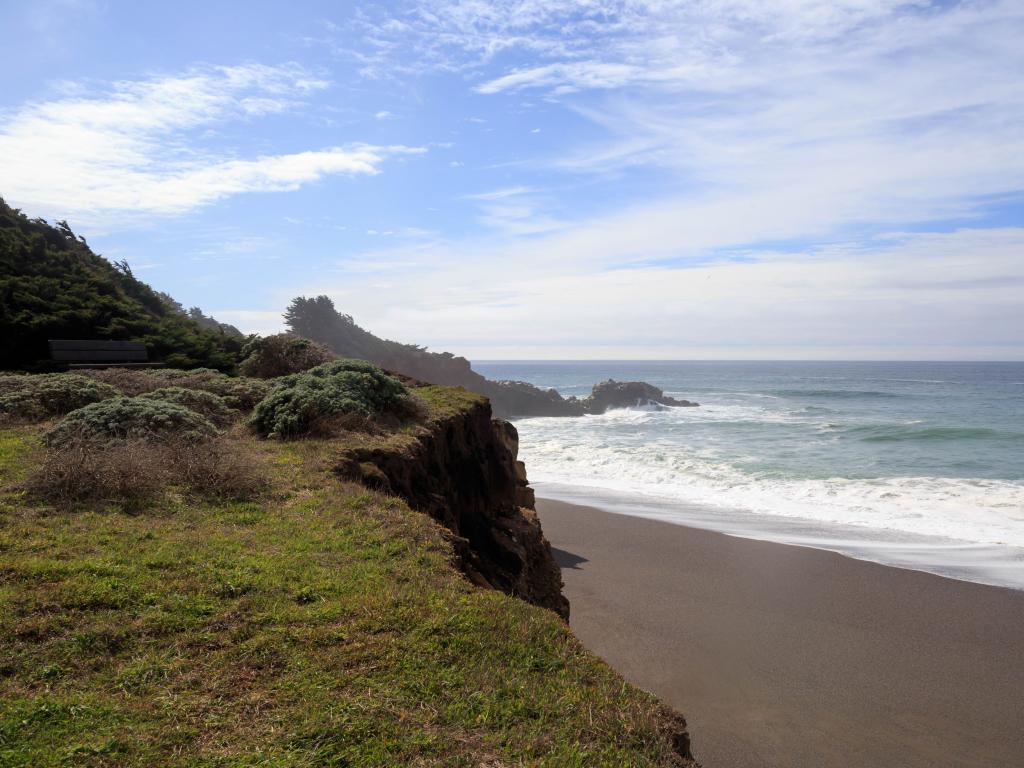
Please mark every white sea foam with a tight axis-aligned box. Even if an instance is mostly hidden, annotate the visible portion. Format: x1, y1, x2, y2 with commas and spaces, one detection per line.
516, 408, 1024, 549
480, 361, 1024, 588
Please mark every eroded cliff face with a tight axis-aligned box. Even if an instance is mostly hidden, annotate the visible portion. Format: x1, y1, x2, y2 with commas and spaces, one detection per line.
334, 398, 570, 620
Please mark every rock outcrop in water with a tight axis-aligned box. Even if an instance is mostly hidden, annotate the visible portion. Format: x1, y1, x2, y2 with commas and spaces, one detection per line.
583, 379, 699, 412
485, 378, 699, 417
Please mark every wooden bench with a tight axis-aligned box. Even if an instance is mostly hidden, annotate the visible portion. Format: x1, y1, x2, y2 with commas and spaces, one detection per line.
48, 340, 164, 369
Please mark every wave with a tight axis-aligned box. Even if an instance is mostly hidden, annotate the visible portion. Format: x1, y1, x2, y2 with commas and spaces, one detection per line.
772, 388, 900, 399
516, 425, 1024, 548
848, 425, 1023, 443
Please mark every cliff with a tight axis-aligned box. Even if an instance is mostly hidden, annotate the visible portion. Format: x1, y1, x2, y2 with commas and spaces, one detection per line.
0, 386, 697, 764
334, 389, 570, 619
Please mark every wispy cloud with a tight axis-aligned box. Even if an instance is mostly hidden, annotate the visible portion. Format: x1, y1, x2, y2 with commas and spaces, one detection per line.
0, 63, 424, 223
350, 1, 1024, 228
466, 186, 532, 201
290, 225, 1024, 359
286, 0, 1024, 357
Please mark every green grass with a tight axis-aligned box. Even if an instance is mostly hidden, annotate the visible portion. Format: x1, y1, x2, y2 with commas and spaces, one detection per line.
413, 385, 488, 423
0, 419, 690, 767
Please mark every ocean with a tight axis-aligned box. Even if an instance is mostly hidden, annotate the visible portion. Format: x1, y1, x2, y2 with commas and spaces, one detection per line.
473, 361, 1024, 589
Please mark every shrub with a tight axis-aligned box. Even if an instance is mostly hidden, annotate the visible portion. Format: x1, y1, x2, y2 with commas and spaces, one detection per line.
148, 368, 271, 410
250, 360, 410, 438
139, 387, 235, 425
0, 374, 118, 421
23, 439, 166, 508
45, 397, 217, 447
0, 373, 31, 394
238, 334, 335, 378
23, 436, 267, 507
75, 368, 163, 396
169, 438, 269, 499
150, 367, 225, 380
208, 377, 271, 411
78, 368, 271, 410
294, 359, 392, 379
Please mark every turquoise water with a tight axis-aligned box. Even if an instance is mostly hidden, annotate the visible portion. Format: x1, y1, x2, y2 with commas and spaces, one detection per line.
474, 361, 1024, 587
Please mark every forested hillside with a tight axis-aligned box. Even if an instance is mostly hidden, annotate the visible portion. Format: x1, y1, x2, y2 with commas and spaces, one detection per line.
283, 296, 578, 416
0, 199, 242, 371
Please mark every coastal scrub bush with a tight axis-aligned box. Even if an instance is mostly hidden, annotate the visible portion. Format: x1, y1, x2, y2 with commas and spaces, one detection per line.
169, 437, 269, 498
24, 438, 166, 507
250, 359, 410, 438
206, 377, 271, 411
145, 368, 271, 410
0, 373, 117, 421
78, 367, 271, 410
238, 333, 335, 378
44, 397, 217, 447
76, 367, 165, 396
150, 367, 225, 380
23, 435, 267, 507
139, 387, 235, 425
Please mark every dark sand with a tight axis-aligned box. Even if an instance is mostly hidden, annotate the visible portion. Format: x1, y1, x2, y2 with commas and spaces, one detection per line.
538, 498, 1024, 768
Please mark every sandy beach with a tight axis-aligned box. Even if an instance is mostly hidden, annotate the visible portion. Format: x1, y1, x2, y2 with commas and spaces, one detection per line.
538, 498, 1024, 768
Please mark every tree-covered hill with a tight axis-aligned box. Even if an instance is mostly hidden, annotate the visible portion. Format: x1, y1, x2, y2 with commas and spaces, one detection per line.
0, 198, 243, 371
283, 296, 580, 416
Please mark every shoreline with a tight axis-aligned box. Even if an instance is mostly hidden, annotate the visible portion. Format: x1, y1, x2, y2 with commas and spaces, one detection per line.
537, 497, 1024, 768
532, 481, 1024, 590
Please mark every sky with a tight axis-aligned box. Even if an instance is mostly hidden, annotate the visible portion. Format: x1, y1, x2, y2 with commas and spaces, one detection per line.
1, 0, 1022, 360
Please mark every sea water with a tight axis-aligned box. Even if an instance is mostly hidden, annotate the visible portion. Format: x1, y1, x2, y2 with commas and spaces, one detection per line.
473, 361, 1024, 589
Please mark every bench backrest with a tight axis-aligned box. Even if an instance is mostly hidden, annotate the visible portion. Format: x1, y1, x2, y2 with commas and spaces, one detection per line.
48, 340, 150, 363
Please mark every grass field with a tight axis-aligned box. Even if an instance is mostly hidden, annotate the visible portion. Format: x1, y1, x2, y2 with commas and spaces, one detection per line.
0, 407, 691, 767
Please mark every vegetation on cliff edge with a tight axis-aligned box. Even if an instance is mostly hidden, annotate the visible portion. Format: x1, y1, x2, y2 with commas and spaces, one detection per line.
0, 379, 694, 767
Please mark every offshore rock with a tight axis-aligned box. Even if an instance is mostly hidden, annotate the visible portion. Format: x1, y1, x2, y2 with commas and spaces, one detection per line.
584, 379, 699, 413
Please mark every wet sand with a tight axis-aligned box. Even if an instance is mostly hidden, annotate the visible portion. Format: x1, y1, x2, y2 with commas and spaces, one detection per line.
538, 498, 1024, 768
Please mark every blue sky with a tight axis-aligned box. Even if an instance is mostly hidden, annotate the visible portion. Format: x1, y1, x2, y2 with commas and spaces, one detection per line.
1, 0, 1022, 359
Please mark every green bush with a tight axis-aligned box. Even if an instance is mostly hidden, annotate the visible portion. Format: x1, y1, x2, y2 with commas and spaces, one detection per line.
293, 359, 390, 379
139, 387, 234, 425
207, 377, 271, 411
238, 334, 335, 378
0, 373, 118, 421
45, 397, 217, 447
147, 368, 271, 410
77, 368, 270, 410
148, 367, 225, 380
250, 360, 410, 438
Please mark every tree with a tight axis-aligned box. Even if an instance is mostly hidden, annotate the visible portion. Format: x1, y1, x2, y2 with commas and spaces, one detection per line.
0, 198, 244, 371
284, 295, 352, 339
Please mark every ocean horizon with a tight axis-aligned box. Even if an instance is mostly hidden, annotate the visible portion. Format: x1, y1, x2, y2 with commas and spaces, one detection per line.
475, 360, 1024, 589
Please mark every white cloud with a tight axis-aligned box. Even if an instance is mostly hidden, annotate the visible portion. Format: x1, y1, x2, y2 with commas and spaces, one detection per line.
305, 1, 1024, 357
466, 185, 566, 235
354, 1, 1024, 231
466, 186, 533, 200
0, 64, 423, 223
476, 61, 641, 95
374, 109, 395, 119
280, 226, 1024, 359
